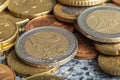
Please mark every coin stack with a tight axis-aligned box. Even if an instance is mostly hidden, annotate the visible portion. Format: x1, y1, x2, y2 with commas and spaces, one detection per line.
77, 1, 120, 76
0, 0, 119, 80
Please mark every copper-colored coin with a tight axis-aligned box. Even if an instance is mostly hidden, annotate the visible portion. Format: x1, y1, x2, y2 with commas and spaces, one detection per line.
0, 64, 15, 80
113, 0, 120, 5
25, 15, 74, 32
75, 33, 97, 59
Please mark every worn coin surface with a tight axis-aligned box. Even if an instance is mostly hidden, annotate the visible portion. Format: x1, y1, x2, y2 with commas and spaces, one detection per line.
25, 15, 74, 32
7, 50, 59, 76
75, 33, 97, 59
8, 0, 56, 19
26, 75, 64, 80
54, 4, 89, 23
58, 0, 107, 6
98, 54, 120, 76
0, 17, 18, 46
78, 6, 120, 43
16, 27, 78, 66
0, 64, 15, 80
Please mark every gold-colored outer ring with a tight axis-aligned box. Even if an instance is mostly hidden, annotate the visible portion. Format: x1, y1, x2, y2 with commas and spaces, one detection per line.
54, 4, 77, 23
58, 0, 107, 6
0, 0, 10, 12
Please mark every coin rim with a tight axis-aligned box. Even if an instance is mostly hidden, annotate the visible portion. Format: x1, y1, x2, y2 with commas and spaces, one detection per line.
15, 26, 78, 66
78, 6, 120, 43
0, 0, 10, 12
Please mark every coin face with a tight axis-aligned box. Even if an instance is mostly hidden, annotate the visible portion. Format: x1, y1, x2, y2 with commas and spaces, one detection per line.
7, 50, 58, 76
78, 6, 120, 43
75, 33, 97, 59
26, 75, 64, 80
0, 64, 15, 80
25, 15, 74, 32
8, 0, 56, 18
25, 32, 69, 59
0, 17, 17, 44
16, 27, 78, 66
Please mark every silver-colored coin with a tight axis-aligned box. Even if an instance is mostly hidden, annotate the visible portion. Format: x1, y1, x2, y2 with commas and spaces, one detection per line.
15, 26, 78, 66
78, 6, 120, 43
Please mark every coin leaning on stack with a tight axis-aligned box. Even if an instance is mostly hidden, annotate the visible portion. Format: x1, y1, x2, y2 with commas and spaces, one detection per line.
0, 0, 119, 80
77, 5, 120, 76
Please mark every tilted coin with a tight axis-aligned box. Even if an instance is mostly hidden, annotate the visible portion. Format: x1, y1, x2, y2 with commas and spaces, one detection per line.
7, 50, 59, 76
95, 42, 120, 56
113, 0, 120, 5
54, 4, 90, 23
0, 64, 15, 80
0, 11, 29, 32
26, 75, 64, 80
25, 15, 74, 32
58, 0, 107, 6
78, 6, 120, 43
75, 33, 97, 59
15, 27, 78, 67
8, 0, 56, 19
0, 17, 18, 46
98, 54, 120, 76
0, 0, 10, 12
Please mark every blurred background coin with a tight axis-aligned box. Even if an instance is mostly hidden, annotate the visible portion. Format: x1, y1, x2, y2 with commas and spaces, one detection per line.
8, 0, 56, 19
0, 64, 15, 80
25, 15, 74, 32
75, 33, 97, 59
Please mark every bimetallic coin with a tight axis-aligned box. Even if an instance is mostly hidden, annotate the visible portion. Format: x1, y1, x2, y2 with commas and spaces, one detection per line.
0, 0, 10, 12
26, 75, 64, 80
0, 64, 15, 80
0, 17, 18, 46
25, 15, 74, 32
75, 33, 97, 59
7, 50, 59, 76
8, 0, 56, 19
98, 54, 120, 76
78, 6, 120, 43
58, 0, 107, 6
54, 4, 90, 23
15, 27, 78, 66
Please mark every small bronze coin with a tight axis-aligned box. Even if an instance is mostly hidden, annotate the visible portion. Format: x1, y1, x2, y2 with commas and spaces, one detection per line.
7, 50, 59, 76
95, 42, 120, 56
113, 0, 120, 5
0, 64, 15, 80
98, 54, 120, 76
75, 33, 97, 59
26, 75, 64, 80
8, 0, 56, 18
25, 15, 74, 32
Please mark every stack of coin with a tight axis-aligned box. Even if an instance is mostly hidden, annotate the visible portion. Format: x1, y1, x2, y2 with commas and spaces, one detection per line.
54, 0, 107, 23
0, 16, 18, 56
77, 6, 120, 76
